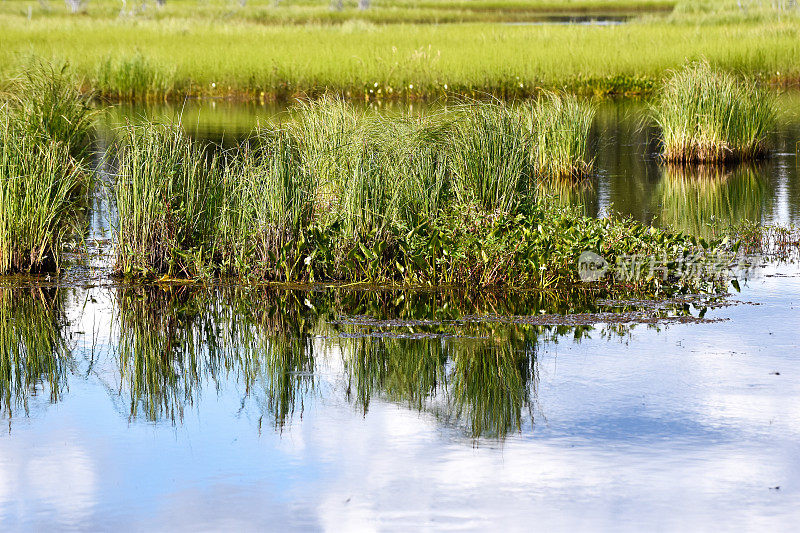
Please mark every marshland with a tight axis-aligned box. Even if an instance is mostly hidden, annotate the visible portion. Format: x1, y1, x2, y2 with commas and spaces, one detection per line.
3, 1, 800, 530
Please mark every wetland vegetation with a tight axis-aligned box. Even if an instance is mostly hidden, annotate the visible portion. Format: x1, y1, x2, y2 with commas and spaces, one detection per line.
0, 1, 799, 101
3, 61, 792, 291
652, 61, 776, 163
3, 2, 800, 529
0, 63, 93, 274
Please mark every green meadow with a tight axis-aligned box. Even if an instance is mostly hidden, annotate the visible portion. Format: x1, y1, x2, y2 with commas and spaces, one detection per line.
1, 0, 798, 100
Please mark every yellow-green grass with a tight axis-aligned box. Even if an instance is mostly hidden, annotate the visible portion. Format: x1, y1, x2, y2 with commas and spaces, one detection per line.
0, 0, 675, 26
652, 61, 776, 163
1, 2, 798, 101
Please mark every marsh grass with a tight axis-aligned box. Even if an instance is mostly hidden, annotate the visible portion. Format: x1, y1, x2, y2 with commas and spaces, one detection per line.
449, 101, 532, 213
525, 92, 596, 180
220, 127, 315, 279
0, 111, 85, 273
105, 97, 710, 292
113, 122, 224, 277
5, 58, 95, 160
652, 61, 777, 163
96, 54, 176, 101
4, 3, 798, 101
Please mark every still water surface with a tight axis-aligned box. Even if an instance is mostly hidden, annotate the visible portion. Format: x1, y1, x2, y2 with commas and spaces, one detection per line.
2, 97, 800, 530
2, 268, 799, 529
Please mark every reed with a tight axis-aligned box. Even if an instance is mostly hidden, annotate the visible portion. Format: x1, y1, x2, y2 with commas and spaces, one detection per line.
0, 112, 85, 273
95, 54, 175, 102
4, 58, 95, 160
220, 127, 315, 279
290, 97, 365, 227
113, 122, 224, 277
652, 61, 776, 164
449, 101, 532, 214
524, 92, 596, 180
368, 112, 452, 228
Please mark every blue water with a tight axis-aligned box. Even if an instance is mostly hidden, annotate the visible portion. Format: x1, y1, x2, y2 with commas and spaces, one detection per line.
1, 261, 799, 530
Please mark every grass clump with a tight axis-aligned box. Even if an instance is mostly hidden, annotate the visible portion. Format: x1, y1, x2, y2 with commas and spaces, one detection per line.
107, 98, 713, 293
525, 92, 596, 180
95, 54, 176, 101
113, 122, 223, 277
4, 58, 95, 159
0, 111, 85, 274
449, 101, 532, 213
652, 61, 776, 164
219, 127, 315, 279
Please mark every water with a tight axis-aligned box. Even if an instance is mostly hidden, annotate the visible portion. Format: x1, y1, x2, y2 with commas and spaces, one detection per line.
3, 97, 800, 530
2, 267, 799, 529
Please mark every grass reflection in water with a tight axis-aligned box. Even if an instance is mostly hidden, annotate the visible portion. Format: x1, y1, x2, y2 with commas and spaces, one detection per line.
0, 288, 71, 418
1, 284, 706, 438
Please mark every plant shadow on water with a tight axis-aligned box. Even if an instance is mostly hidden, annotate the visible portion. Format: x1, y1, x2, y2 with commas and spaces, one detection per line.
0, 288, 72, 421
655, 163, 767, 240
1, 283, 721, 440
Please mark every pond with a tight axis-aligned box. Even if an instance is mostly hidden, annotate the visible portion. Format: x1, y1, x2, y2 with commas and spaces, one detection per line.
2, 95, 800, 529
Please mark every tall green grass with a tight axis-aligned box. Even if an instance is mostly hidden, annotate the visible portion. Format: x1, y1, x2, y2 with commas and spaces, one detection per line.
0, 111, 85, 273
652, 61, 777, 163
220, 127, 315, 279
113, 122, 224, 277
525, 92, 596, 179
449, 101, 532, 213
107, 97, 714, 292
4, 58, 95, 159
96, 54, 175, 101
2, 5, 798, 101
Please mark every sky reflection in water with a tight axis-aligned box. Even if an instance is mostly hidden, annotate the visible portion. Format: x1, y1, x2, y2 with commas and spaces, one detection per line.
1, 264, 799, 530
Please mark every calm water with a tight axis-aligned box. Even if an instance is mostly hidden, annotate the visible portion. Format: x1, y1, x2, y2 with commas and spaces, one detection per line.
2, 97, 800, 530
2, 268, 800, 529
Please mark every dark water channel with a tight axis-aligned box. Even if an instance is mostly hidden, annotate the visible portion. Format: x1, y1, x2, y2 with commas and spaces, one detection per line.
2, 96, 800, 530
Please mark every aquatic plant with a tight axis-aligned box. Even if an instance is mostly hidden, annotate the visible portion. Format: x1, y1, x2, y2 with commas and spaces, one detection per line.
95, 54, 175, 101
652, 61, 776, 163
524, 92, 596, 180
94, 98, 717, 291
369, 112, 452, 228
449, 101, 532, 213
0, 112, 85, 274
220, 127, 316, 279
4, 58, 95, 160
113, 122, 224, 277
